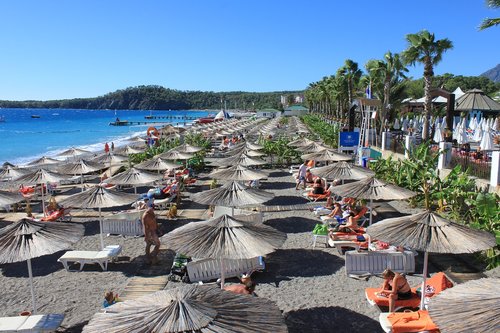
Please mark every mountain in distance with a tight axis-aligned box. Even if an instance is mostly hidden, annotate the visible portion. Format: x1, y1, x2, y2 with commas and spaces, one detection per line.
480, 64, 500, 83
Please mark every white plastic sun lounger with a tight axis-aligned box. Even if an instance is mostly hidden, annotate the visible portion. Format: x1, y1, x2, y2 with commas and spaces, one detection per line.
58, 245, 122, 271
328, 239, 361, 254
0, 313, 64, 332
187, 256, 265, 283
345, 250, 416, 276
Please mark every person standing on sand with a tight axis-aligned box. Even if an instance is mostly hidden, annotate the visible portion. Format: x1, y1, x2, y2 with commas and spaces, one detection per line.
104, 142, 110, 153
141, 207, 160, 264
111, 142, 114, 152
295, 160, 308, 190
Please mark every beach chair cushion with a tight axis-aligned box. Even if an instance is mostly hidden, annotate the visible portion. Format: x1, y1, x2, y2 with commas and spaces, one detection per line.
0, 313, 65, 332
365, 272, 452, 310
379, 310, 439, 333
58, 245, 122, 271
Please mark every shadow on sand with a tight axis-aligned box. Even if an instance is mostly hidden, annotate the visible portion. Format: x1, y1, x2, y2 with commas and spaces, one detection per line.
285, 306, 383, 333
257, 249, 343, 286
265, 217, 318, 234
263, 195, 309, 206
260, 181, 294, 190
267, 171, 291, 178
1, 251, 67, 277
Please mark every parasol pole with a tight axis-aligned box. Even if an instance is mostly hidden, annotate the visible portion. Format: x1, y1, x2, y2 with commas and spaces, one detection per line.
420, 251, 429, 309
99, 207, 105, 250
369, 198, 373, 226
41, 182, 46, 217
27, 258, 37, 314
220, 258, 226, 289
80, 172, 84, 192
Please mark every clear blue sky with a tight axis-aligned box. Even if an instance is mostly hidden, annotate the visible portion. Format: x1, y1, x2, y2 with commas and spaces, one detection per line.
0, 0, 498, 101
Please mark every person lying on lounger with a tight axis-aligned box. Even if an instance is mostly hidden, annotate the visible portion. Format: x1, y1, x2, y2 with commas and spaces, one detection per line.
312, 178, 325, 195
377, 269, 412, 312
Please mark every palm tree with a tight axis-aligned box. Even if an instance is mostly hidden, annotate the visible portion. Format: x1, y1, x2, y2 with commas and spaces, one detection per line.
338, 60, 362, 130
479, 0, 500, 30
366, 52, 409, 136
402, 30, 453, 140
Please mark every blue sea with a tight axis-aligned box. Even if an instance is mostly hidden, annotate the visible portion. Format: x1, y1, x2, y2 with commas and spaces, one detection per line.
0, 109, 210, 165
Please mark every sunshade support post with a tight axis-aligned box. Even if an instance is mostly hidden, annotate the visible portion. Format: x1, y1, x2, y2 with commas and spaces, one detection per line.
99, 207, 105, 250
420, 251, 429, 310
220, 258, 226, 289
369, 198, 373, 226
27, 258, 37, 314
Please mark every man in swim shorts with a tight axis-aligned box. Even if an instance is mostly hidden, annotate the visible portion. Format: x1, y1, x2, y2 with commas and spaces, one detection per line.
141, 207, 160, 264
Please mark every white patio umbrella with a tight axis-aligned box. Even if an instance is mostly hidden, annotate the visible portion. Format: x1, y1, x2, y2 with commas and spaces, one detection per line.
393, 118, 400, 130
0, 218, 84, 313
473, 123, 483, 142
480, 125, 494, 151
432, 121, 443, 143
59, 186, 138, 249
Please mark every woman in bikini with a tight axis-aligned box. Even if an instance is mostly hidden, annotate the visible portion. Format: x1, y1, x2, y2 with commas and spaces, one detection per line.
378, 269, 412, 312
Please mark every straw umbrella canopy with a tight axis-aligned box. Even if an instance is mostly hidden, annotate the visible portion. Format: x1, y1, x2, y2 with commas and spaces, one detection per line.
227, 146, 266, 157
0, 165, 28, 181
56, 147, 91, 159
310, 161, 374, 181
209, 164, 267, 181
331, 176, 416, 225
58, 159, 104, 192
288, 137, 315, 147
213, 153, 266, 167
83, 285, 288, 333
190, 180, 274, 214
135, 157, 180, 173
104, 167, 163, 193
246, 142, 264, 150
128, 136, 147, 144
59, 186, 138, 250
301, 149, 352, 162
0, 190, 25, 206
25, 156, 61, 168
294, 142, 329, 153
366, 211, 496, 309
455, 88, 500, 112
162, 214, 286, 288
156, 149, 195, 161
115, 145, 145, 155
0, 218, 84, 313
92, 153, 128, 167
15, 168, 69, 216
174, 143, 204, 153
428, 278, 499, 333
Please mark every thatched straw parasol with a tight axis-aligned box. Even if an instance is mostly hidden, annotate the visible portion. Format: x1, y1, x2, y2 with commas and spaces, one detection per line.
0, 190, 25, 206
58, 159, 104, 192
25, 156, 61, 167
288, 137, 316, 148
213, 153, 267, 167
104, 167, 163, 193
209, 164, 267, 181
91, 153, 128, 167
0, 218, 84, 313
82, 285, 288, 333
59, 186, 138, 249
0, 165, 28, 181
156, 150, 195, 161
294, 142, 329, 153
15, 168, 69, 216
227, 147, 266, 157
162, 214, 286, 288
332, 176, 416, 225
310, 161, 374, 181
428, 278, 499, 333
135, 157, 180, 172
301, 149, 352, 162
190, 180, 274, 214
56, 147, 91, 159
115, 145, 145, 155
366, 211, 496, 309
174, 143, 204, 153
246, 142, 264, 150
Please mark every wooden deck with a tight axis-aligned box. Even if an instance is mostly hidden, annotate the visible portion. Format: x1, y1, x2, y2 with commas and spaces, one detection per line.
119, 276, 169, 301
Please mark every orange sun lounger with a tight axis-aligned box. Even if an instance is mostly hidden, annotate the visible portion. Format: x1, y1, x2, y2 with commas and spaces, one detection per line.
306, 190, 331, 201
365, 272, 453, 311
379, 310, 439, 333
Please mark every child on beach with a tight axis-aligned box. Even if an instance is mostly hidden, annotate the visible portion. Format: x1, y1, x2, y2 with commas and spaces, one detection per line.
103, 291, 120, 308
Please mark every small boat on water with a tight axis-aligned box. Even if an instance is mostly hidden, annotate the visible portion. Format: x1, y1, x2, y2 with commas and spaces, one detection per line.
31, 115, 41, 118
109, 120, 129, 126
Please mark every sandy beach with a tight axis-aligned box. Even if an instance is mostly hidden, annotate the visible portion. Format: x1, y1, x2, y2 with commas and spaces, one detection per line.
0, 167, 437, 333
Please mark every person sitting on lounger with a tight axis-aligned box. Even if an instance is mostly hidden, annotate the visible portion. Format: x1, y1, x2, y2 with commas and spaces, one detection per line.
224, 279, 256, 295
377, 269, 412, 312
325, 203, 343, 219
312, 178, 325, 195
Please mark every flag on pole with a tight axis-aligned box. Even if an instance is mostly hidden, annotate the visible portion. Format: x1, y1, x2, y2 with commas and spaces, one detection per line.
365, 82, 372, 99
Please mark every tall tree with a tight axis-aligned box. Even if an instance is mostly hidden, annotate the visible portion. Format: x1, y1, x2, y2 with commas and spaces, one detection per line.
338, 60, 362, 130
479, 0, 500, 30
366, 52, 408, 136
403, 30, 453, 140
